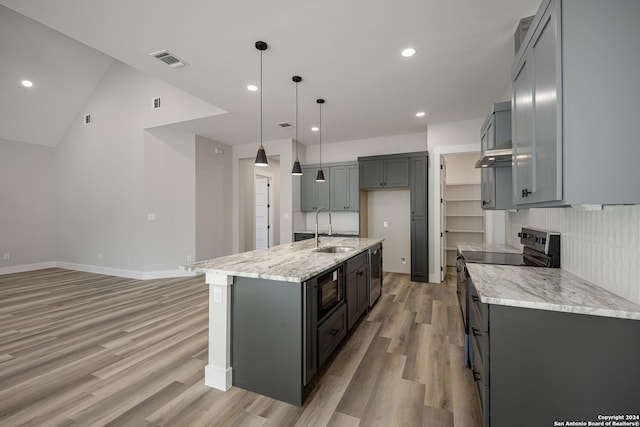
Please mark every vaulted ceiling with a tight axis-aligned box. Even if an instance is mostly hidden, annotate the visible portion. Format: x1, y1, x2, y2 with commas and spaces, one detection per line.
0, 0, 539, 147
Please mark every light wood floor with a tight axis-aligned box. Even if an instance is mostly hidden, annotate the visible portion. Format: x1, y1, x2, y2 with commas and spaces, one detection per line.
0, 268, 481, 427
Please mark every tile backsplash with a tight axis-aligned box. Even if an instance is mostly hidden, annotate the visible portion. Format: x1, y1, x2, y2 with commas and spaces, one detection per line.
506, 205, 640, 305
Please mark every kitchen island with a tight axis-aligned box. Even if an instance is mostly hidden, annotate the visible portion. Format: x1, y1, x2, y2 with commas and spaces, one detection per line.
181, 236, 383, 405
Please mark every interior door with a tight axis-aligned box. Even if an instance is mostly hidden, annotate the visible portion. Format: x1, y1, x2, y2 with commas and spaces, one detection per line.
255, 176, 271, 249
440, 157, 447, 281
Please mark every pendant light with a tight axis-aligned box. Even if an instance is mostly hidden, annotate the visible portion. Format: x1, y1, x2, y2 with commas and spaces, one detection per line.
254, 41, 269, 167
291, 75, 303, 175
315, 98, 326, 182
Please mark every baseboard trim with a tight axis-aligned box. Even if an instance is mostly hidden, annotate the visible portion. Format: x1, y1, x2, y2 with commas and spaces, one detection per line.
0, 262, 57, 276
0, 261, 198, 280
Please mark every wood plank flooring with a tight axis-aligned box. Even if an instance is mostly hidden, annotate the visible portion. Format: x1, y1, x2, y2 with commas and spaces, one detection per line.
0, 268, 481, 426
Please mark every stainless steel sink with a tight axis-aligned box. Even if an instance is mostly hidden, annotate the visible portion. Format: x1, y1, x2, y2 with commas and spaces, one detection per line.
314, 246, 356, 254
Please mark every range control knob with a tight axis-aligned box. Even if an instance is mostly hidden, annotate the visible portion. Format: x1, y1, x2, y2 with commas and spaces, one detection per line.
535, 237, 547, 244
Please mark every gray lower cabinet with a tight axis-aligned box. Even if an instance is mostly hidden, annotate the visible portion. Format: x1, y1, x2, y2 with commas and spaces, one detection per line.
301, 166, 330, 211
512, 0, 640, 206
232, 276, 309, 406
410, 155, 428, 282
317, 303, 347, 367
346, 252, 369, 330
359, 157, 409, 189
469, 280, 640, 427
330, 163, 359, 211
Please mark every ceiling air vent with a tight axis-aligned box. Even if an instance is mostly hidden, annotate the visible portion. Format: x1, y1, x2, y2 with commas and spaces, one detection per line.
277, 122, 293, 128
149, 50, 188, 69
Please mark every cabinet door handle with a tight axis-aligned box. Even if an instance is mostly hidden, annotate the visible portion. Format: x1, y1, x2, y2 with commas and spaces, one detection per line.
329, 328, 340, 337
471, 296, 479, 303
471, 327, 481, 337
521, 188, 532, 197
472, 369, 481, 382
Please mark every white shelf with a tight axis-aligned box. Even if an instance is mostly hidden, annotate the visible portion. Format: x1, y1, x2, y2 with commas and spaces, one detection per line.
443, 181, 483, 267
446, 198, 481, 202
445, 181, 479, 186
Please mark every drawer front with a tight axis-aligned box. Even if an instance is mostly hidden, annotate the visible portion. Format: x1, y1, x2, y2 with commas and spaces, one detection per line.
318, 304, 347, 366
346, 251, 368, 274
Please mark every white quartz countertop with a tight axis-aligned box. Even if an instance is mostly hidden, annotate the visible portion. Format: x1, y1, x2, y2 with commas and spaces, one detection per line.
465, 263, 640, 321
181, 237, 384, 283
457, 242, 522, 254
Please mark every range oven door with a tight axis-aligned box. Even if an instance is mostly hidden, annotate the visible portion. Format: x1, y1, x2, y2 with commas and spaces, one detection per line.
317, 266, 344, 321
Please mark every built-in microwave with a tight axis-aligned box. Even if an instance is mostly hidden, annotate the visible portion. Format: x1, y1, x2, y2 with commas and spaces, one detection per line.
317, 266, 344, 321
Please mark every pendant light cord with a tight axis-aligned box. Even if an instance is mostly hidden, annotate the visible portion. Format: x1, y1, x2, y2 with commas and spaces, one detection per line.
260, 49, 263, 148
319, 102, 322, 168
295, 81, 299, 159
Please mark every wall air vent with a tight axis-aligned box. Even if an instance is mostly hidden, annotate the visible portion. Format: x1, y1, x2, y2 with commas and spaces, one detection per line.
84, 114, 91, 125
277, 122, 293, 128
152, 97, 161, 110
149, 50, 188, 69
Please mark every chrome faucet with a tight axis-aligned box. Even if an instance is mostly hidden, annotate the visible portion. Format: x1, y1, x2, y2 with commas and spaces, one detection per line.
314, 207, 332, 249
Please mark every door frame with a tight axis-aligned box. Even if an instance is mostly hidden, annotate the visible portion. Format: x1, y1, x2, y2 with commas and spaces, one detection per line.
430, 143, 478, 283
254, 170, 275, 249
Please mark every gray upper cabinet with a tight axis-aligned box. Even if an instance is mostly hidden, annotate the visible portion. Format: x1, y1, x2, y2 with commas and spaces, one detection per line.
359, 157, 409, 189
512, 1, 561, 205
330, 163, 359, 211
480, 102, 513, 210
359, 152, 428, 282
301, 167, 330, 212
511, 0, 640, 206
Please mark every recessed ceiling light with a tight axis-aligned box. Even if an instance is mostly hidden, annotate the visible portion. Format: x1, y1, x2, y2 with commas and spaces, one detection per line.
416, 111, 426, 117
247, 84, 258, 91
311, 126, 319, 132
401, 48, 416, 58
21, 80, 33, 88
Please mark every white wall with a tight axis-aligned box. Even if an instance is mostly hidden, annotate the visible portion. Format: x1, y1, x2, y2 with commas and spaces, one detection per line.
0, 138, 55, 272
196, 136, 233, 261
143, 130, 196, 272
506, 206, 640, 305
305, 132, 427, 163
444, 152, 481, 184
5, 60, 226, 278
367, 190, 411, 274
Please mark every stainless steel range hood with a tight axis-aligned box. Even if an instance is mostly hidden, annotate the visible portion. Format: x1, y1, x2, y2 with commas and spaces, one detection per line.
475, 141, 513, 168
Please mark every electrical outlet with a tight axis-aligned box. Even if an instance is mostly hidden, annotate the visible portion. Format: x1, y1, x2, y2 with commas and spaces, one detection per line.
401, 257, 406, 264
186, 254, 192, 262
3, 253, 10, 260
383, 221, 388, 228
213, 287, 223, 304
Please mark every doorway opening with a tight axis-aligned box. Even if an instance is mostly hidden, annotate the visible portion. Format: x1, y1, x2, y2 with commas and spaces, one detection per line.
255, 175, 273, 249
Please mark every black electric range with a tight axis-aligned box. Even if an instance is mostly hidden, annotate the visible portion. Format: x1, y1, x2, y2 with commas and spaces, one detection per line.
456, 227, 561, 366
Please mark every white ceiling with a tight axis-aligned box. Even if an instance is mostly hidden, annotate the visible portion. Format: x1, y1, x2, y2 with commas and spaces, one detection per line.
0, 0, 539, 147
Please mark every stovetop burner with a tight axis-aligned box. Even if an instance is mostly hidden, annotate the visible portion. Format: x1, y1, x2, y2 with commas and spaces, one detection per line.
460, 228, 561, 268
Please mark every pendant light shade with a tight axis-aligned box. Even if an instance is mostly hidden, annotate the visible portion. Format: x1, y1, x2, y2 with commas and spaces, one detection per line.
254, 41, 269, 167
291, 75, 303, 175
315, 98, 326, 182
